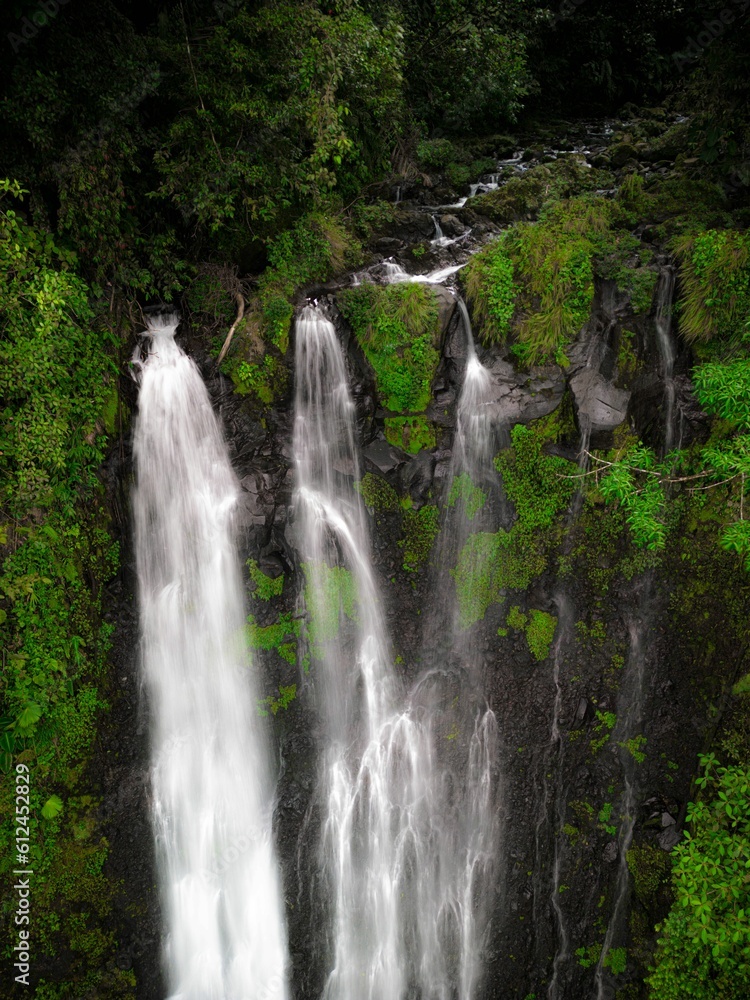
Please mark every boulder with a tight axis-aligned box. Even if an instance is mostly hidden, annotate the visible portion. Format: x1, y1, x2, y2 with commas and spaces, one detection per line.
570, 367, 630, 434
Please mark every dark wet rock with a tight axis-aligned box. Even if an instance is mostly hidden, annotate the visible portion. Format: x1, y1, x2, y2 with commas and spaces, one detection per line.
400, 452, 436, 503
610, 141, 639, 168
659, 826, 682, 852
463, 355, 567, 426
438, 214, 466, 237
602, 841, 619, 863
363, 437, 408, 473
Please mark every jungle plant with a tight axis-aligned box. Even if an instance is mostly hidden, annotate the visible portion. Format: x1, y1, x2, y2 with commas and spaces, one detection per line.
648, 754, 750, 999
338, 282, 441, 413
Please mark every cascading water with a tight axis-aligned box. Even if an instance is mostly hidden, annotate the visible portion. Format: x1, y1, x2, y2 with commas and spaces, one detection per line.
654, 265, 678, 454
411, 298, 501, 1000
594, 604, 651, 1000
293, 303, 411, 1000
133, 314, 289, 1000
293, 303, 497, 1000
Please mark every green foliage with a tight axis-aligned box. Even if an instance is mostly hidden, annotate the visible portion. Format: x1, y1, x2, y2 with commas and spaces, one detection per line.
338, 282, 441, 412
247, 560, 284, 601
355, 472, 400, 512
674, 230, 750, 345
246, 613, 300, 665
447, 473, 487, 520
598, 445, 667, 550
604, 947, 627, 976
506, 605, 556, 660
466, 197, 620, 362
257, 684, 297, 718
452, 530, 544, 628
590, 710, 617, 755
400, 504, 440, 572
648, 754, 750, 999
384, 416, 437, 454
495, 421, 578, 531
302, 561, 358, 657
401, 2, 530, 131
620, 734, 648, 764
416, 139, 456, 170
576, 943, 603, 969
0, 181, 116, 507
693, 360, 750, 429
233, 355, 290, 405
154, 2, 405, 232
0, 183, 123, 990
469, 156, 613, 224
464, 231, 518, 345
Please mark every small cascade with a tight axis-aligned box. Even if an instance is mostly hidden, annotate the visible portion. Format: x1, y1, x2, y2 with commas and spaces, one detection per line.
132, 314, 289, 1000
412, 298, 501, 1000
594, 606, 651, 1000
379, 258, 465, 285
395, 184, 402, 204
654, 265, 678, 454
543, 597, 573, 1000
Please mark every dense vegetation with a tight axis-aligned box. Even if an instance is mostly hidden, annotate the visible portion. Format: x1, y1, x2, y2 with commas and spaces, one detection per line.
1, 0, 749, 996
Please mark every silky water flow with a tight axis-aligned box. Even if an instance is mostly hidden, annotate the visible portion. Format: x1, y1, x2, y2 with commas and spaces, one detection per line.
133, 314, 289, 1000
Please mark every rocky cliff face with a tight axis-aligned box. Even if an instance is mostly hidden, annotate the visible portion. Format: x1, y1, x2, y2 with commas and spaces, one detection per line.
97, 115, 750, 1000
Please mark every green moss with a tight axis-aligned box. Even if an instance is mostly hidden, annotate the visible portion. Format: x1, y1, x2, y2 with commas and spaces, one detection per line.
619, 734, 647, 763
247, 559, 284, 600
302, 561, 358, 656
507, 605, 527, 631
604, 947, 627, 976
576, 943, 603, 969
453, 530, 545, 628
337, 282, 441, 413
400, 504, 440, 572
526, 609, 558, 661
355, 472, 399, 512
626, 843, 670, 906
468, 156, 614, 225
506, 605, 557, 660
246, 613, 300, 664
384, 415, 437, 453
447, 473, 487, 520
257, 683, 297, 718
495, 421, 578, 531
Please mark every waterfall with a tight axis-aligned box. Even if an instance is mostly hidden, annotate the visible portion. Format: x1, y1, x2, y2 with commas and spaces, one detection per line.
594, 603, 651, 1000
293, 303, 497, 1000
132, 314, 289, 1000
654, 266, 677, 454
293, 303, 410, 1000
413, 298, 500, 1000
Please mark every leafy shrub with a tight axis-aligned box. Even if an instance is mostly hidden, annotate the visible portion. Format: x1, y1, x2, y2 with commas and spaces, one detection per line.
674, 229, 750, 344
648, 755, 750, 999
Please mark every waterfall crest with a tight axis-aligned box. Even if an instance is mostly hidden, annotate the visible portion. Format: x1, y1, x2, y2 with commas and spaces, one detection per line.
133, 315, 289, 1000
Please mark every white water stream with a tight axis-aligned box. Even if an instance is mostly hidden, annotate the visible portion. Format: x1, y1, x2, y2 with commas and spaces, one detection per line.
133, 315, 289, 1000
293, 304, 497, 1000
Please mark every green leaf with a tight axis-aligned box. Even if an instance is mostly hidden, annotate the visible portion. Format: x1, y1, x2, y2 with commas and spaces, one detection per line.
41, 794, 63, 820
